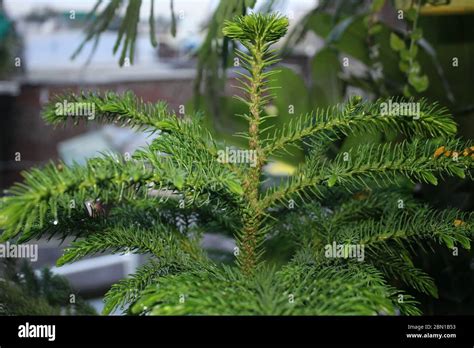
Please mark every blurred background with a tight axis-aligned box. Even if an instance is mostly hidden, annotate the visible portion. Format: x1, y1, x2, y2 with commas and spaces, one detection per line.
0, 0, 473, 314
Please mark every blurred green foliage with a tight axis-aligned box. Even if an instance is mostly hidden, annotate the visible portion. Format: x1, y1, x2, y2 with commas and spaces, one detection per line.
0, 258, 96, 315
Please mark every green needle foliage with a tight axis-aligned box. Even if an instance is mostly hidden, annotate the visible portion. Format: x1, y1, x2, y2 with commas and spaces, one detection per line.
1, 13, 473, 315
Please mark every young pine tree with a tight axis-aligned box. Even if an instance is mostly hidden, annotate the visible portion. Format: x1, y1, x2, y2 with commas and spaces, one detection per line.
0, 13, 473, 315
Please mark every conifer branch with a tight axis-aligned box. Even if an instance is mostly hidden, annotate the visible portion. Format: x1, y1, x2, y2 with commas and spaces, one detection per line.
263, 98, 457, 157
368, 250, 438, 298
43, 91, 178, 132
102, 260, 187, 315
224, 14, 289, 275
56, 224, 192, 266
131, 256, 420, 315
263, 139, 473, 209
44, 90, 247, 190
333, 207, 472, 251
0, 155, 158, 242
146, 124, 245, 196
0, 152, 239, 242
328, 188, 419, 226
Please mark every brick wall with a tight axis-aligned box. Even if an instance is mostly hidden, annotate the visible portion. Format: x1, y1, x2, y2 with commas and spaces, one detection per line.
0, 78, 196, 188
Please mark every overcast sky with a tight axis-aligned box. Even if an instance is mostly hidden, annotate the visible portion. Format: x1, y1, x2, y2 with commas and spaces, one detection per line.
4, 0, 214, 20
4, 0, 318, 45
4, 0, 317, 20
